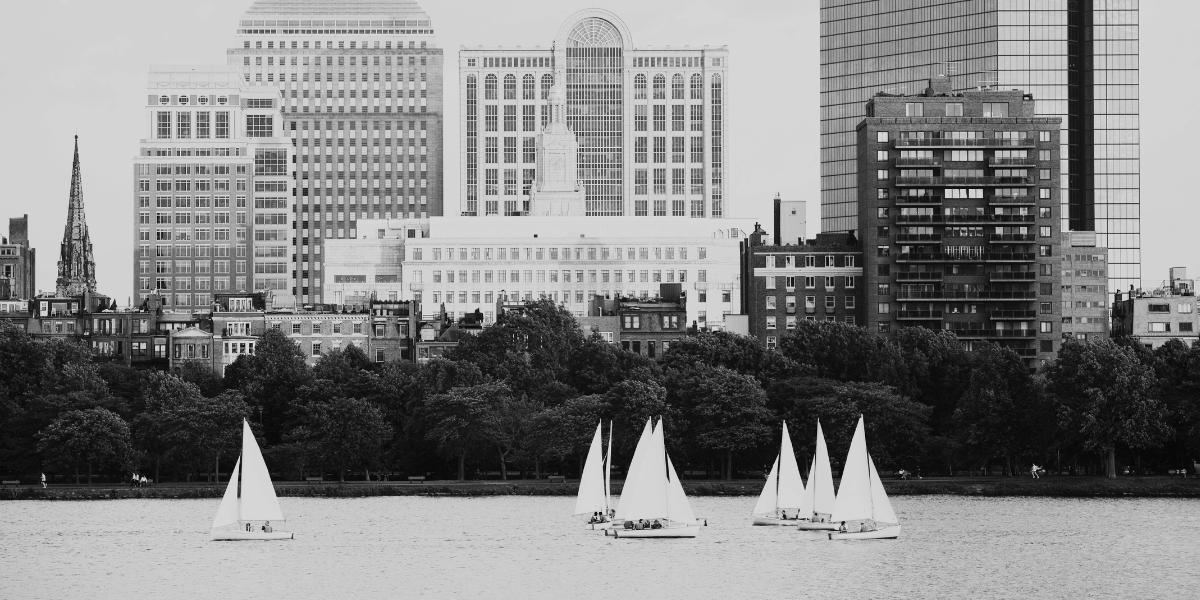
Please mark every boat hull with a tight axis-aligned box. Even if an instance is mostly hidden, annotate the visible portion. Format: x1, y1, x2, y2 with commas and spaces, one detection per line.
828, 525, 901, 540
795, 521, 839, 531
585, 521, 615, 530
752, 516, 803, 527
613, 525, 699, 539
212, 530, 294, 541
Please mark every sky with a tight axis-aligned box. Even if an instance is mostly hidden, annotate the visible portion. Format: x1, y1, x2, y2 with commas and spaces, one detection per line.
0, 0, 1192, 302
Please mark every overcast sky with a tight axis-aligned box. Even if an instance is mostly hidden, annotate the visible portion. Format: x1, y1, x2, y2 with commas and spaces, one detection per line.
0, 1, 1192, 301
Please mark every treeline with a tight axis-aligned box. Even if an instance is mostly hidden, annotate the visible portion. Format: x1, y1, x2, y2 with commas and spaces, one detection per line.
1, 301, 1197, 484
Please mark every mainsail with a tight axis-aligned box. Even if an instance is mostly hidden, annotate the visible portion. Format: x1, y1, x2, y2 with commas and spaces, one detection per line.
830, 415, 896, 524
574, 421, 607, 515
777, 422, 805, 510
614, 419, 654, 521
237, 419, 284, 522
799, 419, 836, 518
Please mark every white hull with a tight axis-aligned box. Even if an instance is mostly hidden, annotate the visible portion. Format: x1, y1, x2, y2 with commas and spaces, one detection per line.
828, 525, 901, 540
752, 515, 804, 527
212, 530, 294, 541
613, 525, 699, 539
584, 521, 615, 530
796, 521, 839, 531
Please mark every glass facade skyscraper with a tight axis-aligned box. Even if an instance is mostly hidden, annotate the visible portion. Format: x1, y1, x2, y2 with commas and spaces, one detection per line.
821, 0, 1139, 292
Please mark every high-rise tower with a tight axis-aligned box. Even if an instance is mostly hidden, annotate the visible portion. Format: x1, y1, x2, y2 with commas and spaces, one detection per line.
820, 0, 1139, 292
228, 0, 445, 305
57, 136, 97, 297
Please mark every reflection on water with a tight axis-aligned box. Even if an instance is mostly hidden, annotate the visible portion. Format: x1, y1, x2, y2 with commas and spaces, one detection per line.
0, 495, 1197, 599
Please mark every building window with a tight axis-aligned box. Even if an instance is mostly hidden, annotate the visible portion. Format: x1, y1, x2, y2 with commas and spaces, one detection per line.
945, 103, 963, 116
766, 336, 777, 349
877, 131, 888, 143
766, 316, 776, 330
1181, 323, 1195, 333
1040, 322, 1053, 333
905, 103, 923, 117
878, 302, 890, 314
1039, 131, 1051, 142
312, 342, 322, 356
1040, 226, 1052, 238
982, 103, 1009, 118
876, 169, 889, 181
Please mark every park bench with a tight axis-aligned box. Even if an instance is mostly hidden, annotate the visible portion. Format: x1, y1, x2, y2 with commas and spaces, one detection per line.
1, 480, 19, 487
547, 475, 566, 483
305, 477, 323, 484
407, 476, 426, 483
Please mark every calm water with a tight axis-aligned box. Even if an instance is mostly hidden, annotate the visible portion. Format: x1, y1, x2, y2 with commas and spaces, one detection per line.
1, 495, 1197, 599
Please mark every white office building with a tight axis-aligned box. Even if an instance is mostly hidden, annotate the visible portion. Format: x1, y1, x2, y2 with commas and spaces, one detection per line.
457, 8, 730, 219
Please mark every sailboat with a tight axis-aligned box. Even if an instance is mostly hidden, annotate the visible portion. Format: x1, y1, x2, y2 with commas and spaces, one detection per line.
752, 422, 806, 526
796, 419, 839, 531
611, 418, 700, 539
576, 421, 615, 530
827, 415, 900, 540
211, 419, 293, 541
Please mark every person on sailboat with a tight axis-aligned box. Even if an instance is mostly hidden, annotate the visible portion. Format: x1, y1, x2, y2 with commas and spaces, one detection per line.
263, 522, 273, 533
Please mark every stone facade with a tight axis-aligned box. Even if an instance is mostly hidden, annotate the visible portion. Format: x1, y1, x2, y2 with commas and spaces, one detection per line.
57, 137, 98, 297
1060, 231, 1110, 342
0, 215, 35, 300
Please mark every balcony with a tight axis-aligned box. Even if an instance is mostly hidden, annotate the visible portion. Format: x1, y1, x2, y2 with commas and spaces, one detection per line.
895, 176, 1034, 187
895, 290, 1037, 301
988, 195, 1036, 205
989, 157, 1037, 167
895, 137, 1036, 148
896, 271, 943, 282
895, 157, 943, 167
946, 328, 1037, 339
943, 213, 1035, 224
895, 233, 942, 243
894, 195, 943, 205
1014, 348, 1038, 358
894, 253, 951, 262
895, 310, 943, 320
983, 252, 1036, 262
988, 271, 1036, 282
895, 214, 943, 224
991, 310, 1037, 320
987, 233, 1036, 243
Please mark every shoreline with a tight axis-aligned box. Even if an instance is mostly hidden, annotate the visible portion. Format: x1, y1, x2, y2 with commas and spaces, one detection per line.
3, 477, 1199, 500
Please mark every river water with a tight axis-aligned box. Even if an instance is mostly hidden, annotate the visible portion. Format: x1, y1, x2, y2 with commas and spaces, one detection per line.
1, 495, 1196, 599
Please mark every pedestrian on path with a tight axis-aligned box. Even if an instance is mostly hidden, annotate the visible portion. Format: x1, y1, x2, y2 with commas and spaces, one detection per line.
40, 473, 46, 488
1030, 464, 1041, 479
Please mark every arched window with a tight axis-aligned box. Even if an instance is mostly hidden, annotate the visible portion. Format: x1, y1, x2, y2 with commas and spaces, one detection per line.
634, 74, 647, 100
503, 74, 517, 100
485, 74, 497, 100
466, 74, 477, 100
522, 74, 536, 100
653, 75, 666, 100
672, 74, 684, 100
690, 74, 703, 100
540, 74, 553, 99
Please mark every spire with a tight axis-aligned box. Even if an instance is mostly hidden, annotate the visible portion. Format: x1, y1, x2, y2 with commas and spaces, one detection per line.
56, 135, 97, 297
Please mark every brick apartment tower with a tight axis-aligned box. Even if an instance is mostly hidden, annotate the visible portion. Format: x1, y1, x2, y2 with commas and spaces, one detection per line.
857, 77, 1062, 366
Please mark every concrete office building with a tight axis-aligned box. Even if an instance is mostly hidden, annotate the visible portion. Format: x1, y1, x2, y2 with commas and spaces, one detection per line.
457, 9, 729, 218
323, 215, 757, 330
0, 215, 35, 300
1112, 269, 1199, 349
1060, 231, 1109, 342
227, 0, 445, 305
134, 66, 295, 312
857, 79, 1062, 365
821, 0, 1140, 293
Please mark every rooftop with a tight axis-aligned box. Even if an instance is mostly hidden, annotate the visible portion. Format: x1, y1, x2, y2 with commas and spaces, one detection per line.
242, 0, 429, 18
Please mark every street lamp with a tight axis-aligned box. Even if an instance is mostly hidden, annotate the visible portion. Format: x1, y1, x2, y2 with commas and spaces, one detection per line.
256, 405, 263, 424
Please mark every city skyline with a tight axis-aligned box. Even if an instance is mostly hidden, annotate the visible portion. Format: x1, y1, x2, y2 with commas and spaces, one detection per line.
1, 0, 1196, 302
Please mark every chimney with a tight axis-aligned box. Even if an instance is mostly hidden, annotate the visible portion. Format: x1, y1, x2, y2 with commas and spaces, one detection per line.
927, 74, 953, 96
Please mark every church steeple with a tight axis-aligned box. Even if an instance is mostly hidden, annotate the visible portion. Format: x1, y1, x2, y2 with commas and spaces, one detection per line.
56, 135, 97, 296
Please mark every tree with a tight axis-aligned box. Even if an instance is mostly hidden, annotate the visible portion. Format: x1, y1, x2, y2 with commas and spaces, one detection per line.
290, 397, 393, 482
662, 330, 801, 386
893, 327, 971, 429
164, 391, 249, 482
422, 382, 507, 480
565, 333, 658, 395
527, 394, 609, 477
778, 321, 905, 385
131, 371, 205, 482
232, 329, 313, 444
450, 299, 585, 388
1046, 339, 1171, 478
36, 408, 133, 485
490, 395, 543, 479
605, 379, 668, 460
953, 343, 1050, 475
313, 344, 377, 384
1154, 340, 1200, 471
669, 365, 772, 479
178, 361, 224, 398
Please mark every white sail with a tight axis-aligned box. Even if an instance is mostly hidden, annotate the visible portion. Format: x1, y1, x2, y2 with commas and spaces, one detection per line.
616, 419, 669, 521
801, 419, 837, 519
614, 419, 654, 520
665, 456, 696, 525
867, 454, 898, 524
604, 421, 613, 510
574, 421, 607, 515
830, 416, 873, 523
211, 455, 241, 529
752, 457, 780, 516
238, 420, 285, 522
777, 422, 805, 510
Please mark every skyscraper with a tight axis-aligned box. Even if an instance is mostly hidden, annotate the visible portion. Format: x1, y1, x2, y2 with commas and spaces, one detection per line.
133, 66, 294, 311
228, 0, 444, 304
59, 137, 97, 297
821, 0, 1139, 292
458, 9, 730, 219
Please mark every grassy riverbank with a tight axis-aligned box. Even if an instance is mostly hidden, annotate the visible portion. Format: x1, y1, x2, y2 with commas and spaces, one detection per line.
3, 476, 1199, 500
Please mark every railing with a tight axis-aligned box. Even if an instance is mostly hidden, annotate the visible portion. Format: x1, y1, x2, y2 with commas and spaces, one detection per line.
944, 214, 1035, 224
895, 291, 1037, 301
895, 157, 943, 167
895, 137, 1036, 148
988, 271, 1036, 281
945, 328, 1037, 339
895, 233, 943, 243
991, 310, 1037, 320
895, 215, 943, 224
988, 157, 1037, 167
896, 271, 943, 281
988, 195, 1036, 204
895, 310, 943, 320
894, 195, 943, 204
895, 176, 1034, 186
1014, 348, 1038, 357
987, 233, 1036, 243
983, 252, 1036, 262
